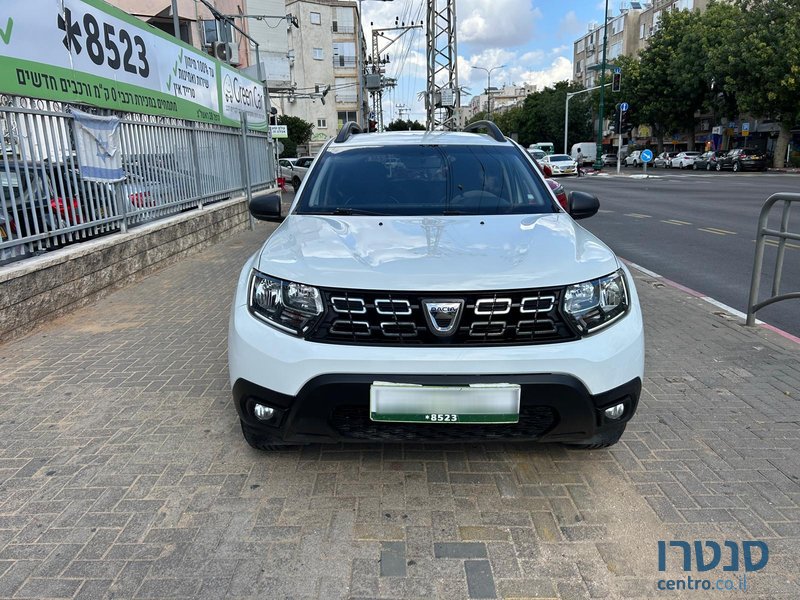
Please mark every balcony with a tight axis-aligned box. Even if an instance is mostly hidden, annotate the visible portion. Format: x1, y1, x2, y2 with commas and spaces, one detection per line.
333, 56, 357, 69
332, 23, 355, 34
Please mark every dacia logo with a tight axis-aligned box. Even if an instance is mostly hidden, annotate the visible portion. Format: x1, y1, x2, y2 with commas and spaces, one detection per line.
423, 300, 464, 336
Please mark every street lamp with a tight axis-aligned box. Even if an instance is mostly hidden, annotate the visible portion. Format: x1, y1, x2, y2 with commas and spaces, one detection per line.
471, 65, 505, 120
594, 0, 610, 170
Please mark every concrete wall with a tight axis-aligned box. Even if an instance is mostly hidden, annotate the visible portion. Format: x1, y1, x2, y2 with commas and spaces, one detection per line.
0, 193, 272, 342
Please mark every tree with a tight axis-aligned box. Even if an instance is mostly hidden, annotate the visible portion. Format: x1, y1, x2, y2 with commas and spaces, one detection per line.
637, 8, 710, 151
734, 0, 800, 167
516, 81, 593, 152
385, 119, 426, 131
277, 115, 313, 158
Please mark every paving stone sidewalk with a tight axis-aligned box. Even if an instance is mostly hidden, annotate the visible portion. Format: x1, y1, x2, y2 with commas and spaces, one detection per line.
0, 220, 799, 599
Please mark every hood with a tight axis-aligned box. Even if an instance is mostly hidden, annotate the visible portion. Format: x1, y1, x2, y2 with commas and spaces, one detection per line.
257, 214, 618, 291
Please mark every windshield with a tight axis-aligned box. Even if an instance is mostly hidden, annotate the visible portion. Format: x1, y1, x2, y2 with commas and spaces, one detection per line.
550, 155, 571, 161
295, 144, 556, 216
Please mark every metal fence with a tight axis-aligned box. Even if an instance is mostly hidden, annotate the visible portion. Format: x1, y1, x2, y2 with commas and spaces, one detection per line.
746, 192, 800, 325
1, 95, 275, 264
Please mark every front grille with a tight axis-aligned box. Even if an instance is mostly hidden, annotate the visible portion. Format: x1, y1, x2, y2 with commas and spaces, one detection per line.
306, 287, 576, 346
330, 405, 557, 441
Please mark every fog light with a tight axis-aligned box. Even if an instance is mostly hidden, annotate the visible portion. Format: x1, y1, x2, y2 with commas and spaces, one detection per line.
604, 403, 625, 420
253, 403, 275, 421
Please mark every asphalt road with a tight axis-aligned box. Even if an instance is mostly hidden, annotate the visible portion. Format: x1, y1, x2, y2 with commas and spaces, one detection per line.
561, 169, 800, 336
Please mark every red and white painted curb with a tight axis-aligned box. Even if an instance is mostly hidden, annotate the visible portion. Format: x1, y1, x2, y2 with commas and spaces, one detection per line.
623, 259, 800, 346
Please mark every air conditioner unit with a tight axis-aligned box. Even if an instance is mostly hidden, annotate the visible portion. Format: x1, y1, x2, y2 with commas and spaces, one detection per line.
587, 43, 596, 52
212, 41, 231, 62
212, 42, 239, 65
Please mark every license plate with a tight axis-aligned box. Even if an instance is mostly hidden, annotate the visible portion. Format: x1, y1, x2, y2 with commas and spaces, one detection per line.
369, 382, 520, 424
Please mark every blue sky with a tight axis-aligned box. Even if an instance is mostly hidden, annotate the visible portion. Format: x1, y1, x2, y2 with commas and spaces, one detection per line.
360, 0, 616, 123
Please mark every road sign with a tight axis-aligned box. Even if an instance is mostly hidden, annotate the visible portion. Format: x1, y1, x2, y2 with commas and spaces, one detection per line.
620, 102, 629, 112
269, 125, 288, 138
614, 67, 622, 74
641, 149, 653, 163
742, 122, 750, 137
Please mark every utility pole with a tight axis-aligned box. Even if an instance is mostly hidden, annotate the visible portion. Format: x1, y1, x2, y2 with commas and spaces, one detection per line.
426, 0, 459, 130
368, 20, 423, 131
564, 82, 611, 154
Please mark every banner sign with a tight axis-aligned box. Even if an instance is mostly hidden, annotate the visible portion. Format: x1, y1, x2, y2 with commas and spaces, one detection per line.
0, 0, 267, 129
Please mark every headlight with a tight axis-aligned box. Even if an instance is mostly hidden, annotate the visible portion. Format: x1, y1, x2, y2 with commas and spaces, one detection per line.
563, 270, 629, 334
249, 270, 323, 336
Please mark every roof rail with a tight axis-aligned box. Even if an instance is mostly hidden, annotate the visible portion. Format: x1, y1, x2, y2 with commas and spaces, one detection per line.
334, 121, 363, 143
462, 120, 506, 143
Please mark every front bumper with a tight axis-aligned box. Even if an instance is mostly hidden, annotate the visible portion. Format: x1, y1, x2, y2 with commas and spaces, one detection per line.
234, 374, 641, 444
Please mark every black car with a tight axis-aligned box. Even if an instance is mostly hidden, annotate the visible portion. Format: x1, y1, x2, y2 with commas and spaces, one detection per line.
716, 148, 767, 172
693, 150, 726, 171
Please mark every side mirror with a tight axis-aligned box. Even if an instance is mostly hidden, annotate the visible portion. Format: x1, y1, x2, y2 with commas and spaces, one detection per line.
568, 191, 599, 220
250, 192, 283, 222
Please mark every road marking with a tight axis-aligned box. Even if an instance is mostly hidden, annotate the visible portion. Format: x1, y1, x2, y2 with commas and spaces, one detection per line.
698, 227, 731, 236
704, 227, 737, 235
598, 209, 614, 213
760, 239, 800, 250
662, 219, 691, 226
625, 213, 651, 219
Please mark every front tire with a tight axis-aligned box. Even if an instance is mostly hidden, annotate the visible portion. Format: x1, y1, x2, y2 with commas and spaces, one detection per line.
733, 162, 740, 172
716, 162, 722, 171
706, 162, 712, 171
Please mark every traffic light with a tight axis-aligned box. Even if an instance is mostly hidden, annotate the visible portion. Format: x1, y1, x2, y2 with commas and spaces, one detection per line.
620, 108, 629, 132
608, 104, 619, 134
612, 71, 621, 93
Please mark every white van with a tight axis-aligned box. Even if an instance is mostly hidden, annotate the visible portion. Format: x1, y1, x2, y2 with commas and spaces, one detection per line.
571, 143, 597, 166
528, 142, 555, 155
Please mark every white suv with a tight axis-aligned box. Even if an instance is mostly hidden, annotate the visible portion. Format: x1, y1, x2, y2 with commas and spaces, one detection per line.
228, 122, 644, 450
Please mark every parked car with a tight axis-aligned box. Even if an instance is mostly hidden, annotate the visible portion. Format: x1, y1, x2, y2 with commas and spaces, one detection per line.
279, 158, 310, 191
1, 162, 81, 237
230, 121, 644, 450
545, 177, 568, 210
654, 152, 678, 168
693, 150, 726, 171
528, 149, 547, 161
542, 154, 578, 176
716, 148, 768, 172
624, 151, 654, 168
601, 153, 618, 167
670, 151, 702, 169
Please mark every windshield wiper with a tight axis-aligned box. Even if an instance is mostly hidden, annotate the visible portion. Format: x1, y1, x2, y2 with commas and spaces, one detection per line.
331, 207, 387, 216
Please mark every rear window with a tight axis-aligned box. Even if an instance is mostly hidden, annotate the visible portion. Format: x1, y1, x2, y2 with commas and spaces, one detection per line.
295, 145, 556, 216
550, 155, 571, 161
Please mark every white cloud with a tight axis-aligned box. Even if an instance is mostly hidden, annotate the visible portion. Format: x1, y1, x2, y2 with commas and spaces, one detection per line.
520, 50, 546, 65
459, 0, 541, 48
518, 56, 574, 89
558, 11, 584, 38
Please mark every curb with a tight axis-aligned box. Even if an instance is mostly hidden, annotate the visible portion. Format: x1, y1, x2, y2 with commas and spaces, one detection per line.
623, 259, 800, 346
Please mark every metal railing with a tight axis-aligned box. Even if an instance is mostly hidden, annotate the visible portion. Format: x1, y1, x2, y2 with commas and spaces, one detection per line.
1, 95, 275, 264
746, 192, 800, 325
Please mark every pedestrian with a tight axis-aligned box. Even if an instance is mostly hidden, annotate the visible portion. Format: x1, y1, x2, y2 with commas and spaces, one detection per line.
576, 147, 584, 177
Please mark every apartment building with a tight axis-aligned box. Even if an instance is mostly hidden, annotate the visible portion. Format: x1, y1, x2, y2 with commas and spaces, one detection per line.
572, 7, 642, 89
465, 83, 538, 121
282, 0, 367, 153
